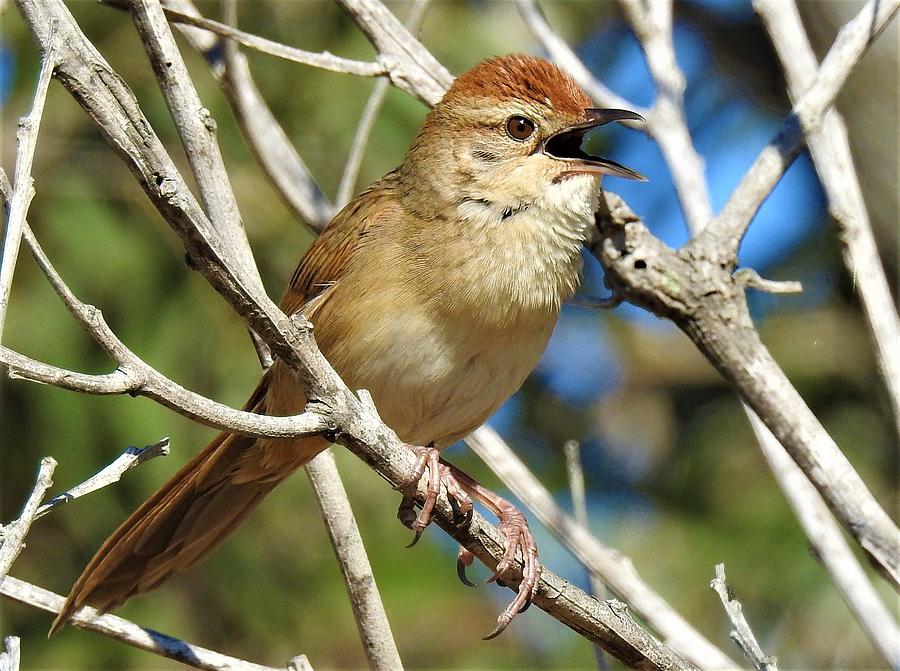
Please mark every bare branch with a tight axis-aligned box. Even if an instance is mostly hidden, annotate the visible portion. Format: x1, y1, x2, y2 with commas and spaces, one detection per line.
287, 656, 314, 671
563, 440, 606, 598
564, 440, 610, 671
127, 0, 261, 287
34, 439, 170, 520
733, 269, 802, 295
0, 225, 329, 440
593, 192, 900, 588
467, 426, 738, 670
0, 577, 296, 671
336, 0, 431, 208
210, 0, 334, 232
106, 0, 385, 77
335, 0, 452, 106
305, 450, 402, 670
753, 0, 900, 435
0, 458, 56, 579
711, 0, 900, 252
617, 0, 713, 232
710, 565, 778, 671
0, 637, 20, 671
0, 25, 56, 344
744, 408, 900, 666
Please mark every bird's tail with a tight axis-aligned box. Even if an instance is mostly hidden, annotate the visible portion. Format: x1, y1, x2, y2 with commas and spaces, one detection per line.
51, 377, 326, 634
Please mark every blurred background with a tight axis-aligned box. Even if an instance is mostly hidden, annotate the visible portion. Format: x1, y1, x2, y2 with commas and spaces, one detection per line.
1, 0, 897, 668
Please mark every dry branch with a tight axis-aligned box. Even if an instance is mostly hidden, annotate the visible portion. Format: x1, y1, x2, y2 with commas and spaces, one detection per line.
7, 0, 696, 665
34, 440, 170, 520
0, 25, 56, 343
0, 637, 20, 671
712, 0, 900, 249
745, 409, 900, 666
0, 577, 295, 671
710, 565, 777, 671
753, 0, 900, 434
593, 191, 900, 587
467, 426, 737, 670
305, 450, 402, 670
0, 458, 56, 579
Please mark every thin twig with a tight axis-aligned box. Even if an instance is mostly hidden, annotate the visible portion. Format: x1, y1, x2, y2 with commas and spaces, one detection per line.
0, 637, 20, 671
563, 440, 609, 671
616, 0, 712, 232
744, 407, 900, 667
467, 426, 738, 670
753, 0, 900, 436
212, 0, 334, 231
0, 577, 295, 671
710, 565, 778, 671
305, 449, 403, 670
711, 0, 900, 252
103, 0, 384, 78
0, 24, 56, 345
34, 439, 170, 520
733, 269, 802, 295
336, 0, 432, 208
563, 440, 606, 598
0, 458, 56, 579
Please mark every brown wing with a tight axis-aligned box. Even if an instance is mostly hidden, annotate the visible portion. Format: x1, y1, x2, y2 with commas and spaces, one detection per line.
279, 171, 401, 317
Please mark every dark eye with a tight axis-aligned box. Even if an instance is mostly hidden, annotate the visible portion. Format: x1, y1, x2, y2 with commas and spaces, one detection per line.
506, 116, 535, 141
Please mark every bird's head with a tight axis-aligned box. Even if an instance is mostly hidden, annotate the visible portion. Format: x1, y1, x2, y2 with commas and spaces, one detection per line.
400, 55, 644, 216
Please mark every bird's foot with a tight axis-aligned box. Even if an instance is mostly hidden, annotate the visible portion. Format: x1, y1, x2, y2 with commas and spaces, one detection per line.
395, 445, 473, 546
459, 497, 541, 639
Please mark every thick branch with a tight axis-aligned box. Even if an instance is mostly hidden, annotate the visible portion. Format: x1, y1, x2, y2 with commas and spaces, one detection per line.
593, 193, 900, 587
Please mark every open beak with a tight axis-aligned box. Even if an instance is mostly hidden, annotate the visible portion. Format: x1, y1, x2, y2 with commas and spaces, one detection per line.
541, 108, 647, 182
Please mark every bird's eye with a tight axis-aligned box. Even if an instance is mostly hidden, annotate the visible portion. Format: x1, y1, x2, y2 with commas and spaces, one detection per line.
505, 116, 535, 141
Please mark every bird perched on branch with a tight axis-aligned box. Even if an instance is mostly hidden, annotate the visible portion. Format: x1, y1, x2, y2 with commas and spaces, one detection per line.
52, 54, 644, 638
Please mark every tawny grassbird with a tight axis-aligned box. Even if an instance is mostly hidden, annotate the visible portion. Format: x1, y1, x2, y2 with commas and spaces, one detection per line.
52, 55, 644, 638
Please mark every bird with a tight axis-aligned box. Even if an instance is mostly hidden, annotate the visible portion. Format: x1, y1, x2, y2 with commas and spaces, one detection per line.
51, 54, 644, 638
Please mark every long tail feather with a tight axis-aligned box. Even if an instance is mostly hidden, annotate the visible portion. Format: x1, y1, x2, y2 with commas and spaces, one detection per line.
51, 375, 326, 634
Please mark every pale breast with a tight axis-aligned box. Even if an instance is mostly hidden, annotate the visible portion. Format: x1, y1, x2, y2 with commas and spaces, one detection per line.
318, 283, 556, 447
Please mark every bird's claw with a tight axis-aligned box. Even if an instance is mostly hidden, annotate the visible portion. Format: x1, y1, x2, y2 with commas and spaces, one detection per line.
395, 445, 474, 542
482, 503, 541, 639
457, 546, 476, 587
